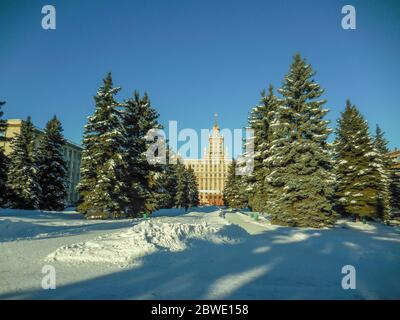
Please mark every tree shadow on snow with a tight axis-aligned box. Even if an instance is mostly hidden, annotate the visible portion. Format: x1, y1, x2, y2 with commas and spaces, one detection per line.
0, 218, 137, 243
0, 209, 84, 220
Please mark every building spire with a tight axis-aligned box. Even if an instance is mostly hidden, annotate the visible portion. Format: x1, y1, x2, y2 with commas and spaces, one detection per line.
213, 113, 219, 129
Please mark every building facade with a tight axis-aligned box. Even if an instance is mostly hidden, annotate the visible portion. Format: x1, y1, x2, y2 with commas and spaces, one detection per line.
183, 119, 232, 206
388, 149, 400, 169
1, 119, 82, 205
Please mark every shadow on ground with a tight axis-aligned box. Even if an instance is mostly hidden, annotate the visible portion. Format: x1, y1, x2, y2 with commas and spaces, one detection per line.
0, 209, 136, 242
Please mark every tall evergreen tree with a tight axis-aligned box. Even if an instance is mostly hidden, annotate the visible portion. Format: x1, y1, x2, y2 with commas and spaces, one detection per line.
265, 54, 334, 227
334, 101, 389, 220
37, 116, 68, 211
0, 100, 9, 206
174, 160, 190, 210
156, 146, 178, 209
223, 160, 247, 209
122, 91, 161, 217
374, 125, 390, 156
77, 73, 126, 219
246, 85, 279, 212
186, 167, 200, 208
374, 125, 395, 218
7, 117, 41, 209
389, 164, 400, 213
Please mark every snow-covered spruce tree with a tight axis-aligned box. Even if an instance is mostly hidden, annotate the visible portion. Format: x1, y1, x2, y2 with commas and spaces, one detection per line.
235, 140, 251, 208
334, 100, 389, 220
223, 160, 247, 209
186, 167, 200, 208
237, 174, 250, 208
174, 160, 190, 210
156, 146, 178, 208
7, 117, 41, 209
77, 73, 126, 219
223, 160, 236, 207
374, 125, 390, 158
246, 85, 279, 212
373, 125, 393, 219
36, 116, 68, 211
265, 53, 335, 228
122, 91, 161, 217
0, 100, 9, 206
389, 165, 400, 213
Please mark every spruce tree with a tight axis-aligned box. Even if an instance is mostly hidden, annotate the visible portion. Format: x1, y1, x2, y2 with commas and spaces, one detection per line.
7, 117, 41, 209
374, 125, 394, 219
37, 116, 68, 211
223, 160, 247, 209
265, 54, 334, 227
157, 146, 178, 209
246, 85, 279, 212
0, 100, 9, 206
77, 73, 126, 219
174, 161, 190, 210
374, 125, 390, 157
172, 161, 199, 211
186, 167, 200, 208
389, 165, 400, 213
334, 101, 389, 220
122, 91, 161, 217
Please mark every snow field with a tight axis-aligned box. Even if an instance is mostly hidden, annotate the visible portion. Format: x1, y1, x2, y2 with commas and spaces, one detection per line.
1, 207, 400, 299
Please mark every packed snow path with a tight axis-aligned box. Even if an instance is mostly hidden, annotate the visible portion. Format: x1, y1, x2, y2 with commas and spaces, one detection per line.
1, 207, 400, 299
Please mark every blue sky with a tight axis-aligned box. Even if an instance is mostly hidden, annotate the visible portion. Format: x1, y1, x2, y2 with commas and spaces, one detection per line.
1, 0, 399, 156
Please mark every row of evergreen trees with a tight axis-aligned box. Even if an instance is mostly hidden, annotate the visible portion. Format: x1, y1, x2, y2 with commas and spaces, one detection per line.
0, 101, 9, 206
0, 102, 68, 211
223, 54, 400, 227
157, 155, 200, 211
0, 74, 200, 217
77, 73, 199, 218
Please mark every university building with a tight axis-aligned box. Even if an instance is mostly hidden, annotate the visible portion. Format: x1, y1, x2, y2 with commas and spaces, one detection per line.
388, 149, 400, 169
183, 119, 232, 206
1, 119, 82, 205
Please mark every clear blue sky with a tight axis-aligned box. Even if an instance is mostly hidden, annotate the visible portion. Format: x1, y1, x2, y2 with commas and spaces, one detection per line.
1, 0, 399, 155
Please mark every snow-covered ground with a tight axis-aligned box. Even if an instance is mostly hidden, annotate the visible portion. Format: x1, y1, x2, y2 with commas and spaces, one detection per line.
1, 207, 399, 299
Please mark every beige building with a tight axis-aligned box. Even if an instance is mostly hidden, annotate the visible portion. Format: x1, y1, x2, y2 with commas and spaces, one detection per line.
1, 119, 82, 205
388, 149, 400, 169
183, 119, 232, 206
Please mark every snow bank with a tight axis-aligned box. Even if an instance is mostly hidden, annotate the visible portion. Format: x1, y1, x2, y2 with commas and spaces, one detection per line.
46, 219, 239, 267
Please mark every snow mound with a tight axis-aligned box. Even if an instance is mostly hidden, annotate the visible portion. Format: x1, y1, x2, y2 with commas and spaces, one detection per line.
46, 219, 234, 267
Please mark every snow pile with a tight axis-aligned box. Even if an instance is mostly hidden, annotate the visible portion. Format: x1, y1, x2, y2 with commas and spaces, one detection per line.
46, 219, 234, 267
